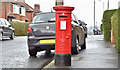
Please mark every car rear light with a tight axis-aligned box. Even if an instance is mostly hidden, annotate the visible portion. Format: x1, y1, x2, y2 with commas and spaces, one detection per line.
82, 25, 84, 28
29, 47, 34, 49
28, 27, 32, 33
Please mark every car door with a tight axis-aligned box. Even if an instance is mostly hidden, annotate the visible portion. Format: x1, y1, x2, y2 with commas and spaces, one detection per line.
0, 19, 3, 39
4, 19, 12, 36
72, 14, 84, 45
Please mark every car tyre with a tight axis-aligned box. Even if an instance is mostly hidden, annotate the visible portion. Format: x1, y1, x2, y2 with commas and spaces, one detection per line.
81, 38, 86, 49
45, 50, 51, 54
10, 32, 14, 39
72, 38, 80, 54
0, 33, 2, 41
85, 34, 87, 38
29, 49, 37, 57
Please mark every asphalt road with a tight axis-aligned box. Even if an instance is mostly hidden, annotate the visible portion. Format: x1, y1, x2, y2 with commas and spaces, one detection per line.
1, 35, 118, 69
1, 36, 54, 68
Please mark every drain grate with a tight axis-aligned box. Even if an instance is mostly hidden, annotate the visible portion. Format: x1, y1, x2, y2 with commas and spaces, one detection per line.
71, 57, 83, 61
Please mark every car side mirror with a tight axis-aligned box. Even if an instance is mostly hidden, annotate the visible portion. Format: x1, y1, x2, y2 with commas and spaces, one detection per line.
85, 24, 87, 25
9, 25, 13, 27
79, 24, 82, 26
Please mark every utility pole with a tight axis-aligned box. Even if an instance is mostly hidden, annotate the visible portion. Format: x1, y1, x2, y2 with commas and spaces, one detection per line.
108, 0, 109, 10
94, 0, 96, 35
103, 2, 104, 12
119, 1, 120, 8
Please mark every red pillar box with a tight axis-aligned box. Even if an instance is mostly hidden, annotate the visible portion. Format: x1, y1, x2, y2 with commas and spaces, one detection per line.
53, 5, 74, 66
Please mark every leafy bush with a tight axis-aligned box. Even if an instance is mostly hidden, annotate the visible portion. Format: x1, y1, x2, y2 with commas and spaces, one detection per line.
9, 21, 31, 36
102, 9, 117, 41
100, 24, 103, 32
111, 9, 120, 52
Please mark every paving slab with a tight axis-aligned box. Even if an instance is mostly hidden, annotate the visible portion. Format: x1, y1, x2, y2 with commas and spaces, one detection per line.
43, 35, 118, 69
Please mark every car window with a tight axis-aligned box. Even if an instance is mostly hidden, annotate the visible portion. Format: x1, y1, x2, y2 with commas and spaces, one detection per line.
72, 14, 79, 24
4, 19, 10, 25
73, 14, 79, 22
0, 19, 2, 25
82, 22, 85, 26
72, 14, 76, 21
32, 13, 55, 23
0, 19, 6, 25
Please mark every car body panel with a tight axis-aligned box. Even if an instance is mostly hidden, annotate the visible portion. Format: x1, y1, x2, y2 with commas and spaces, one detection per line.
0, 18, 14, 38
78, 20, 87, 37
27, 12, 85, 51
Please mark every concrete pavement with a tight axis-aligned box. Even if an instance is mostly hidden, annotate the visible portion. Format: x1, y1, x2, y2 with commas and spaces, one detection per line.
43, 35, 118, 69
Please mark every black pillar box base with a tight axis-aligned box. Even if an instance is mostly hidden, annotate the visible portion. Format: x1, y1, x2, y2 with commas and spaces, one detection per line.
55, 54, 71, 66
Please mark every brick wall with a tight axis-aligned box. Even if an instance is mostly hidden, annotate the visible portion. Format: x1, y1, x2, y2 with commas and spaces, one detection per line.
0, 1, 2, 18
1, 2, 10, 19
0, 1, 36, 22
25, 12, 34, 22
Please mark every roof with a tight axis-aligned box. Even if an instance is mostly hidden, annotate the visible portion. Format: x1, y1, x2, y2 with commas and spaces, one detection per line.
12, 2, 41, 13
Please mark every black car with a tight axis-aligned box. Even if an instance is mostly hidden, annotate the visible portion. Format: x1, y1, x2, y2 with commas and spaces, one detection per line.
27, 12, 86, 56
78, 20, 87, 38
0, 18, 15, 41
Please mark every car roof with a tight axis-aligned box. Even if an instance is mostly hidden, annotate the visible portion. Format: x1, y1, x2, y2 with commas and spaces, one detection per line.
36, 12, 55, 15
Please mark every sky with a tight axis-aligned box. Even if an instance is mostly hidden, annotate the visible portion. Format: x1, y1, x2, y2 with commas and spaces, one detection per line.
25, 0, 120, 27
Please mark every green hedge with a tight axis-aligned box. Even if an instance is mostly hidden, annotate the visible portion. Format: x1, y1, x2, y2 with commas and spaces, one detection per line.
9, 21, 31, 36
102, 9, 117, 41
100, 24, 103, 32
111, 9, 120, 52
119, 9, 120, 52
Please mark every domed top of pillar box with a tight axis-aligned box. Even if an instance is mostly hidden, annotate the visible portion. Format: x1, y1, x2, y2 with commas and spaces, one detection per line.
53, 5, 74, 13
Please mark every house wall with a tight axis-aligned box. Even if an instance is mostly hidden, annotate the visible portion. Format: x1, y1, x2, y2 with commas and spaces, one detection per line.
0, 1, 2, 18
26, 12, 34, 22
1, 2, 37, 22
9, 3, 26, 22
2, 2, 10, 19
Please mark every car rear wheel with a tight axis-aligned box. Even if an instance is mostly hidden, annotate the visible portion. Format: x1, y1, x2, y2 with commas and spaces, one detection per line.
0, 33, 2, 41
45, 50, 51, 55
85, 34, 87, 38
81, 38, 86, 49
72, 38, 80, 54
10, 32, 14, 39
29, 49, 37, 57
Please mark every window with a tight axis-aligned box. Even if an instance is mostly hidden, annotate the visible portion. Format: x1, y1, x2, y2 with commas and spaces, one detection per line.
32, 13, 55, 23
19, 7, 21, 14
19, 7, 25, 16
13, 4, 16, 13
21, 7, 25, 16
13, 4, 19, 14
9, 3, 12, 13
